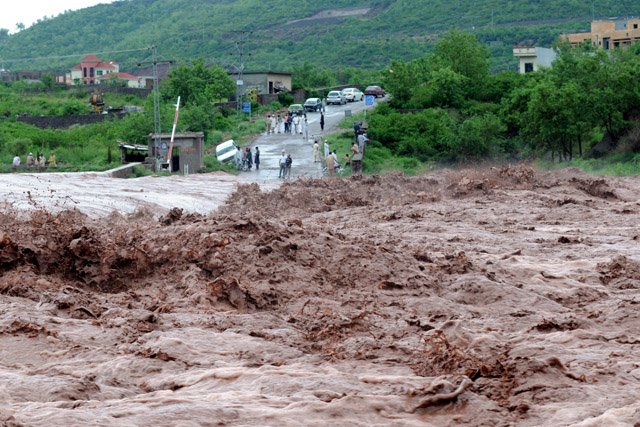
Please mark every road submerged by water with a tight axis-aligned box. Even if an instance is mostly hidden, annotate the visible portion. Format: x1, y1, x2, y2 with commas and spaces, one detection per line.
1, 165, 640, 425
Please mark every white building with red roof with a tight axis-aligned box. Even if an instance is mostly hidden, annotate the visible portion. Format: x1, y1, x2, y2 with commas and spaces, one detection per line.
70, 54, 119, 85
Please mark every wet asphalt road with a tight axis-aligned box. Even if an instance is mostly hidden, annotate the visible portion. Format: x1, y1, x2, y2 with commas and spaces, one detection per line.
239, 97, 385, 181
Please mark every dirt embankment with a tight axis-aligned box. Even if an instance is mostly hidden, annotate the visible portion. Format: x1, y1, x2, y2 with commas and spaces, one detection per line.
2, 166, 640, 426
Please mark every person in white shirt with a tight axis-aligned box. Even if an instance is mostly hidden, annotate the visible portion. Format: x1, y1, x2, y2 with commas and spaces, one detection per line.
292, 115, 300, 134
270, 115, 277, 134
324, 140, 330, 159
278, 151, 287, 178
12, 155, 20, 166
303, 118, 309, 141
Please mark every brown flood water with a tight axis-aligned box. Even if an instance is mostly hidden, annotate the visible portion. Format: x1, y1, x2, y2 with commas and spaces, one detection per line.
1, 166, 640, 426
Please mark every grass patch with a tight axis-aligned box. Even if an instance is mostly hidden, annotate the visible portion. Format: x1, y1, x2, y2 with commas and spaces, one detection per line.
536, 153, 640, 176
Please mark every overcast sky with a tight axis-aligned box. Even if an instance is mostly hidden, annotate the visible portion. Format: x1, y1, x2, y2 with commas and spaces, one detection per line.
2, 0, 112, 33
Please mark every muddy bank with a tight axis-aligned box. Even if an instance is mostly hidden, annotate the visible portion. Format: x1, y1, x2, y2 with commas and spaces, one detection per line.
1, 166, 640, 426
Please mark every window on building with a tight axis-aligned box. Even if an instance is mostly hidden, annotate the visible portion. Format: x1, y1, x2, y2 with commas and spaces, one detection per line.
90, 67, 94, 77
90, 80, 94, 85
524, 63, 534, 73
97, 70, 103, 76
635, 24, 638, 29
83, 67, 87, 78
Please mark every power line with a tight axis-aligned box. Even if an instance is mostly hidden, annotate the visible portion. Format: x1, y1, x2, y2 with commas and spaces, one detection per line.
0, 47, 150, 64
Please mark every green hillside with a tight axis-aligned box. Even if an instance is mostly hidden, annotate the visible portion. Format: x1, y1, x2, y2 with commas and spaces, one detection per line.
0, 0, 638, 73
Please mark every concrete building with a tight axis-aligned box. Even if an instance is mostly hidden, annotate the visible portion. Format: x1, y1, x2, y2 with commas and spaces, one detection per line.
227, 70, 292, 95
147, 133, 204, 174
512, 47, 557, 73
562, 18, 640, 50
70, 54, 119, 85
96, 72, 145, 88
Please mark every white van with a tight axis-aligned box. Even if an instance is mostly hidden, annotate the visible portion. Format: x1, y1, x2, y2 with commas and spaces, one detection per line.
216, 139, 239, 164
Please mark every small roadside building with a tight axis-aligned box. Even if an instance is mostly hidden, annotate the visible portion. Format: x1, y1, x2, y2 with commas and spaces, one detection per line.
147, 132, 204, 174
512, 47, 557, 73
227, 70, 292, 95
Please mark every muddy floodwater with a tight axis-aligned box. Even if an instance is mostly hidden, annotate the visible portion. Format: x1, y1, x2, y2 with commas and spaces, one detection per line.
1, 166, 640, 426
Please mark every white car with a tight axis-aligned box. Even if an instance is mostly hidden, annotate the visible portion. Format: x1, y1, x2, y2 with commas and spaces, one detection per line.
326, 91, 347, 105
341, 87, 364, 102
215, 139, 239, 164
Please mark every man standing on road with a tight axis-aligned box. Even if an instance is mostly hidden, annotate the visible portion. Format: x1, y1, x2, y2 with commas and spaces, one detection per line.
285, 154, 293, 178
302, 118, 309, 141
320, 113, 325, 132
278, 151, 287, 178
255, 147, 260, 170
324, 140, 330, 159
326, 151, 335, 177
313, 140, 321, 163
266, 115, 272, 134
292, 114, 300, 134
270, 115, 277, 134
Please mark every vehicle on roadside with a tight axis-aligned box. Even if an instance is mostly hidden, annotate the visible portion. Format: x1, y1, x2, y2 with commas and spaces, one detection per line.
304, 98, 322, 112
326, 91, 347, 105
341, 88, 364, 102
288, 104, 304, 114
215, 139, 239, 164
364, 85, 385, 98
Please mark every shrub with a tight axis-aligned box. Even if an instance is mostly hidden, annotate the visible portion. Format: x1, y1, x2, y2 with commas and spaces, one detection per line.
278, 92, 294, 106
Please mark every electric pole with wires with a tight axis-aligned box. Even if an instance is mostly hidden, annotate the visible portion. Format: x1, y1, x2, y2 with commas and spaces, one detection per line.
137, 45, 174, 171
228, 31, 252, 115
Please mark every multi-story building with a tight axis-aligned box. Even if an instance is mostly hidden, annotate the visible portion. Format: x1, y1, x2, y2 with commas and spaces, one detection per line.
562, 18, 640, 50
70, 54, 119, 85
512, 46, 557, 74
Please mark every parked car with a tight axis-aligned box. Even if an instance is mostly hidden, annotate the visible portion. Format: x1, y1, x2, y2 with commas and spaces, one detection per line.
288, 104, 304, 114
215, 139, 239, 164
304, 98, 322, 112
341, 88, 364, 102
326, 90, 347, 105
364, 85, 385, 98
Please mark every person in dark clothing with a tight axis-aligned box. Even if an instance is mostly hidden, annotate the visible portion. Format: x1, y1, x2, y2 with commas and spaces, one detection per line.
353, 122, 361, 142
285, 154, 293, 178
320, 113, 325, 131
254, 147, 260, 170
245, 147, 253, 170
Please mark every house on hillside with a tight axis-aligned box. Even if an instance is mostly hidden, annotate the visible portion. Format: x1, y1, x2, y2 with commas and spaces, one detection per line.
128, 63, 173, 89
70, 54, 119, 85
562, 18, 640, 50
96, 72, 145, 88
512, 46, 557, 74
227, 70, 292, 95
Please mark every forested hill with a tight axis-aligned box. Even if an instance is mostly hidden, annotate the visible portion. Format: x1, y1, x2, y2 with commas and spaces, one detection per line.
0, 0, 638, 73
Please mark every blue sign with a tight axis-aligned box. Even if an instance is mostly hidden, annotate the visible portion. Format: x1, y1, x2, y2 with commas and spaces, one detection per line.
242, 102, 251, 108
365, 95, 374, 106
243, 108, 251, 113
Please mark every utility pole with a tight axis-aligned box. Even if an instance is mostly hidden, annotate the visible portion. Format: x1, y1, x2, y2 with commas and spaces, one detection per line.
229, 31, 252, 116
137, 45, 174, 171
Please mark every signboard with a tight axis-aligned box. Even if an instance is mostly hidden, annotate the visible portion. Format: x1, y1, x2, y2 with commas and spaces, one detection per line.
365, 95, 375, 106
236, 80, 243, 86
242, 102, 251, 113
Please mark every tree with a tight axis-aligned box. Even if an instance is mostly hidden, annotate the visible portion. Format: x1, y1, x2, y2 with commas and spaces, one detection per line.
40, 73, 55, 89
381, 58, 429, 107
428, 31, 490, 94
0, 28, 9, 42
163, 59, 235, 106
15, 22, 25, 31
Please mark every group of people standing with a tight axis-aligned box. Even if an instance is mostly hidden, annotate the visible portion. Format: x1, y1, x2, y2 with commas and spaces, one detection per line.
12, 151, 57, 169
266, 112, 322, 142
236, 146, 260, 171
278, 151, 293, 179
